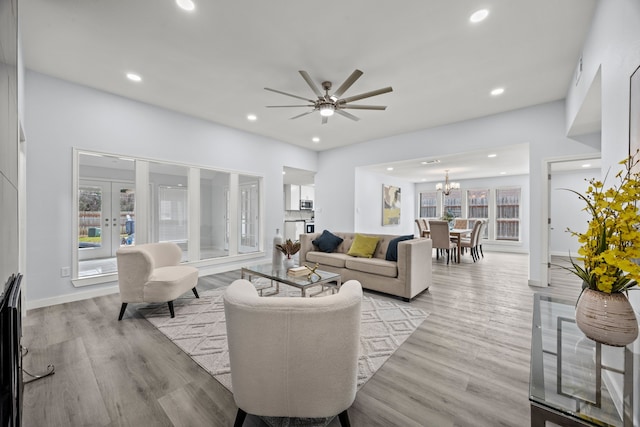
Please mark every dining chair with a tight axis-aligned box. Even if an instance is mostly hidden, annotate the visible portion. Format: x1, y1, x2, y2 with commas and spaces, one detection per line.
428, 220, 457, 264
460, 220, 482, 261
453, 218, 468, 229
477, 219, 487, 258
415, 218, 428, 237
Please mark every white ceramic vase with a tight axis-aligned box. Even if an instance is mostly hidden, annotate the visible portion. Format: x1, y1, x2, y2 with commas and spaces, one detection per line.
282, 257, 295, 270
575, 288, 639, 347
273, 228, 284, 266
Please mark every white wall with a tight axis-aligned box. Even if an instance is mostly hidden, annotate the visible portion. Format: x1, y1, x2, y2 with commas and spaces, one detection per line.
353, 169, 415, 236
315, 101, 599, 285
549, 169, 597, 257
24, 71, 318, 306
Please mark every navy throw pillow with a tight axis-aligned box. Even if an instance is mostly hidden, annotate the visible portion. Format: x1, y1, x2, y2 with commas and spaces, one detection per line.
312, 230, 344, 253
385, 235, 414, 261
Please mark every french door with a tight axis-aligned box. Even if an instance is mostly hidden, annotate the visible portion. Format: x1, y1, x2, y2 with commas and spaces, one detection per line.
78, 180, 135, 260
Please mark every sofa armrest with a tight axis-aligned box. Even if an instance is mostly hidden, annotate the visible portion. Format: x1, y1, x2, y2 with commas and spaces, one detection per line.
299, 233, 320, 265
396, 238, 432, 299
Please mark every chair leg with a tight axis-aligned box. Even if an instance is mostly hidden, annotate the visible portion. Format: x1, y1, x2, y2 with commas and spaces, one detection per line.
446, 249, 450, 264
233, 408, 247, 427
192, 287, 199, 298
480, 244, 484, 258
168, 301, 175, 318
118, 303, 128, 321
337, 409, 351, 427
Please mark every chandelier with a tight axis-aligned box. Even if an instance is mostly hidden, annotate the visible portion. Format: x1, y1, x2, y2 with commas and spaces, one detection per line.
435, 170, 460, 195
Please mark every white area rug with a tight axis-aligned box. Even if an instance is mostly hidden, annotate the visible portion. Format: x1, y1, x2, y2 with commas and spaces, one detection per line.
139, 280, 428, 393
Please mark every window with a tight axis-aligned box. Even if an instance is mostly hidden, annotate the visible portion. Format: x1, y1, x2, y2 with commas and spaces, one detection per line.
495, 187, 520, 241
467, 189, 489, 238
200, 169, 230, 260
419, 191, 437, 218
73, 150, 264, 285
442, 189, 462, 218
149, 162, 189, 260
238, 175, 260, 254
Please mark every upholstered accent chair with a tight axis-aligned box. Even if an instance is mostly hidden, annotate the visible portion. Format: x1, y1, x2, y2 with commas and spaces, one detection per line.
428, 220, 457, 264
115, 242, 199, 320
224, 279, 363, 427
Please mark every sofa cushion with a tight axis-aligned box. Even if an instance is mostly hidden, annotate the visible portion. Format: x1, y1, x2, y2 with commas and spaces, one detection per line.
306, 251, 349, 268
345, 257, 398, 278
312, 230, 344, 253
385, 234, 415, 261
347, 234, 380, 258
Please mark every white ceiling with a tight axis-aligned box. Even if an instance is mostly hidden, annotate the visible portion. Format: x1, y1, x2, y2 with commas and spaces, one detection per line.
21, 0, 599, 159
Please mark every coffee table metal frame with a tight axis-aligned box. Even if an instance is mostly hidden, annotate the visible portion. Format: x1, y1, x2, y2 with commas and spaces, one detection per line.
241, 264, 342, 297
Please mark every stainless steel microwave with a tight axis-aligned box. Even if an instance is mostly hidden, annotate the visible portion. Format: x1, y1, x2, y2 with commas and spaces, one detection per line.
300, 200, 313, 210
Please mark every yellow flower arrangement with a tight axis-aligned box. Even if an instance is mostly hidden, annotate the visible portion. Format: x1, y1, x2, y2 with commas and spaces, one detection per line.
564, 152, 640, 293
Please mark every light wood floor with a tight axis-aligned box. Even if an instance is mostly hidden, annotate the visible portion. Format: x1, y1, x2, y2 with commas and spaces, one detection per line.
21, 253, 582, 427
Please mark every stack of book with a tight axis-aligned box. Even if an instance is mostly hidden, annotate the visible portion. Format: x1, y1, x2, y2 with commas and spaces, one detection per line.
287, 266, 308, 277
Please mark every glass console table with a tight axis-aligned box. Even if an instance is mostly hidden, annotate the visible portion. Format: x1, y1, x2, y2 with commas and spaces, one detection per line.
530, 293, 637, 426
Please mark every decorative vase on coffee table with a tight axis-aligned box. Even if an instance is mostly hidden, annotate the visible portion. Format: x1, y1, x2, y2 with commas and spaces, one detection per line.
575, 288, 639, 347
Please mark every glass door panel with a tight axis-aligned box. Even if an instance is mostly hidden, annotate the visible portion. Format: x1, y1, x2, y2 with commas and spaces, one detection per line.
78, 181, 110, 260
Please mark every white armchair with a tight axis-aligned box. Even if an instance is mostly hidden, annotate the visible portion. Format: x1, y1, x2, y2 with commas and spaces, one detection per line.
223, 279, 362, 426
115, 242, 199, 320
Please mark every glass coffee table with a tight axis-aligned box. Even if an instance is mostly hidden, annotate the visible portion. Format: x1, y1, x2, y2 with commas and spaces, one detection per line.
530, 293, 636, 427
240, 264, 342, 297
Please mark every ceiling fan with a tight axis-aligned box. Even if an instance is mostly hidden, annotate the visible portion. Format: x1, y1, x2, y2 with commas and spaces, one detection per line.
265, 69, 393, 124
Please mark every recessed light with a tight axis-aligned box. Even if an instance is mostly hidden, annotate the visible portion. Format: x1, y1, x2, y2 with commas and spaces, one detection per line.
421, 178, 427, 182
491, 87, 505, 96
582, 163, 591, 168
312, 137, 320, 143
176, 0, 195, 11
470, 9, 489, 23
247, 114, 257, 121
421, 159, 441, 165
282, 171, 286, 175
126, 73, 142, 82
387, 167, 394, 171
500, 171, 506, 175
488, 154, 497, 158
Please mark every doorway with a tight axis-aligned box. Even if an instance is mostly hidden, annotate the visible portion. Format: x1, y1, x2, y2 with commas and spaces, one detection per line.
78, 180, 135, 275
542, 155, 600, 287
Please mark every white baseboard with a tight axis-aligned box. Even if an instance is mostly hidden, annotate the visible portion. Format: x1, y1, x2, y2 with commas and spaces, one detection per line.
26, 285, 120, 311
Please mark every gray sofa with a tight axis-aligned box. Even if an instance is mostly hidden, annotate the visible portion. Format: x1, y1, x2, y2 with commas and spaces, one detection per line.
299, 232, 432, 301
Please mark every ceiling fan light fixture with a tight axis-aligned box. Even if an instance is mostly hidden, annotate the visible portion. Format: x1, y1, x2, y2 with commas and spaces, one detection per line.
319, 104, 335, 117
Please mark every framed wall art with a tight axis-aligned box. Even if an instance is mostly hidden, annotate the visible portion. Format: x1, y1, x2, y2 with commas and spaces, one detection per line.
382, 184, 401, 225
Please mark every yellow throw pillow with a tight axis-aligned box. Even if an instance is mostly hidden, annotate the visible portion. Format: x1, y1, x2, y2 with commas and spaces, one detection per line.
347, 234, 380, 258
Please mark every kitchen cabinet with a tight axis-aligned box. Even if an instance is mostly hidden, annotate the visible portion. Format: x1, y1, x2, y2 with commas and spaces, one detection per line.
284, 184, 300, 211
300, 185, 314, 202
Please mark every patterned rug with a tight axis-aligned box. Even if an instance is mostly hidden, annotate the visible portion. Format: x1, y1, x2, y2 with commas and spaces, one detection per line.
139, 280, 429, 394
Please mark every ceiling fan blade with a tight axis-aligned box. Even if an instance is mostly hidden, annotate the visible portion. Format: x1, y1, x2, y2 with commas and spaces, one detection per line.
299, 71, 324, 98
340, 104, 387, 110
265, 87, 315, 103
340, 86, 393, 104
290, 111, 315, 120
321, 116, 328, 125
335, 110, 360, 121
332, 69, 363, 98
266, 105, 314, 108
